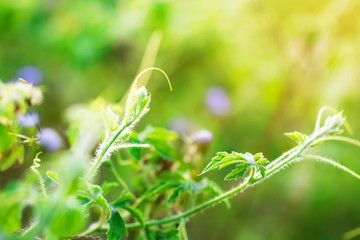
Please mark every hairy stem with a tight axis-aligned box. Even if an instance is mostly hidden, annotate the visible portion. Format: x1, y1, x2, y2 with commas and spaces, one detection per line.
99, 128, 328, 230
125, 181, 249, 229
266, 146, 300, 169
93, 112, 355, 233
31, 153, 48, 199
265, 129, 326, 176
303, 155, 360, 180
322, 136, 360, 148
86, 123, 130, 179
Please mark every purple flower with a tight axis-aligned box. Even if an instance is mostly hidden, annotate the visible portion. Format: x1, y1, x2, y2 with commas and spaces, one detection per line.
18, 111, 39, 127
17, 66, 43, 85
192, 129, 213, 145
38, 128, 62, 151
205, 86, 231, 116
168, 117, 194, 136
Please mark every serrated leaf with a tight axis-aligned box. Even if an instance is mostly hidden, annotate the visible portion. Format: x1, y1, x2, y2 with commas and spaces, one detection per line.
202, 151, 245, 174
107, 209, 127, 240
224, 163, 251, 180
203, 151, 269, 181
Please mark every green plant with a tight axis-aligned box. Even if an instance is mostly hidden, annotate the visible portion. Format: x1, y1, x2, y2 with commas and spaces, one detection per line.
0, 74, 359, 240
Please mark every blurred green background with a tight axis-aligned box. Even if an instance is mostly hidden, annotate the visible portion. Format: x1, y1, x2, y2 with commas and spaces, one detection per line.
1, 0, 360, 239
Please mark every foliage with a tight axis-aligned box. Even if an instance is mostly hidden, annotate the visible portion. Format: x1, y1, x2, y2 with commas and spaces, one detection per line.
0, 77, 359, 240
0, 80, 42, 170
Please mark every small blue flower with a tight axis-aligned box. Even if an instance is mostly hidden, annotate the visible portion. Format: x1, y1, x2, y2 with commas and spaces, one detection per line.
168, 117, 194, 135
17, 66, 43, 85
38, 128, 62, 151
18, 111, 40, 127
205, 86, 231, 116
192, 129, 213, 145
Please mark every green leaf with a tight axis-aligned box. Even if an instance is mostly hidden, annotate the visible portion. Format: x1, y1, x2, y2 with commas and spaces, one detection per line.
284, 131, 307, 144
224, 163, 251, 180
95, 193, 111, 211
258, 165, 267, 178
0, 202, 23, 233
203, 151, 269, 181
121, 205, 144, 226
124, 85, 151, 126
139, 126, 178, 159
127, 132, 143, 160
145, 181, 183, 199
101, 106, 120, 138
322, 111, 345, 134
112, 190, 135, 207
0, 144, 24, 171
0, 123, 15, 152
168, 186, 185, 203
107, 209, 127, 240
50, 201, 85, 237
46, 171, 60, 184
255, 157, 269, 165
76, 195, 91, 205
201, 151, 246, 174
101, 182, 119, 195
157, 171, 186, 182
87, 184, 111, 211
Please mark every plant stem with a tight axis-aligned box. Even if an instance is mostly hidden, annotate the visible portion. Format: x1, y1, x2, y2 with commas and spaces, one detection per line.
127, 129, 329, 228
95, 121, 350, 232
265, 129, 326, 176
343, 227, 360, 240
98, 129, 327, 230
123, 181, 249, 229
86, 123, 130, 179
266, 146, 300, 169
179, 218, 189, 240
322, 136, 360, 148
303, 155, 360, 180
109, 159, 130, 191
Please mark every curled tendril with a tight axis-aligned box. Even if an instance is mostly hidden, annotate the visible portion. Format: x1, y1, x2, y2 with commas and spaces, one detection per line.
31, 152, 48, 199
134, 67, 172, 92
